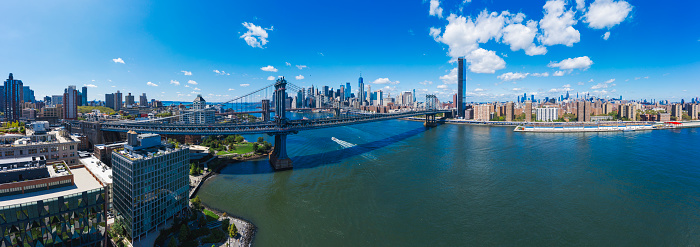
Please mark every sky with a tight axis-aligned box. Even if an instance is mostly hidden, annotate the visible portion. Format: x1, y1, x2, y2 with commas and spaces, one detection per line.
1, 0, 699, 103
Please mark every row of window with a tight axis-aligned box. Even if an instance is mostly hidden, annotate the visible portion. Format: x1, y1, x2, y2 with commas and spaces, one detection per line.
1, 146, 76, 157
48, 179, 71, 187
0, 186, 23, 194
23, 183, 46, 191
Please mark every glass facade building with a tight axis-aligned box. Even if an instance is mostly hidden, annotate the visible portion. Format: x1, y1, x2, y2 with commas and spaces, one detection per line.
111, 140, 189, 241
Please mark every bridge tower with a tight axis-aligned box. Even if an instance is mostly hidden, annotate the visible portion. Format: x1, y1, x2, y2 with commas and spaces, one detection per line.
262, 99, 270, 122
424, 94, 438, 127
269, 77, 294, 170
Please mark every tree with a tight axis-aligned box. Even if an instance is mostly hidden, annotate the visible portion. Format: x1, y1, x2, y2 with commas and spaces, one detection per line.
253, 143, 259, 153
191, 196, 202, 211
257, 137, 264, 143
168, 236, 177, 247
235, 135, 245, 143
221, 219, 230, 233
228, 223, 238, 239
179, 224, 189, 242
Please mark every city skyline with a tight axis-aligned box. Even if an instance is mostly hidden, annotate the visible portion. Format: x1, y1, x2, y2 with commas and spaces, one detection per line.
1, 0, 699, 103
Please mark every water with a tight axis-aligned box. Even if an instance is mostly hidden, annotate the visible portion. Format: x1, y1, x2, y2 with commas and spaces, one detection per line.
197, 120, 700, 246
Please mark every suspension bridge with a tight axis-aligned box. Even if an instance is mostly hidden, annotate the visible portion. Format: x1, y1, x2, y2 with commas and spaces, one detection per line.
101, 77, 449, 170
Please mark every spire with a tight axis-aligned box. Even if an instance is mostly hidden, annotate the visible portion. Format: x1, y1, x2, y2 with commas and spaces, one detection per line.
8, 73, 13, 81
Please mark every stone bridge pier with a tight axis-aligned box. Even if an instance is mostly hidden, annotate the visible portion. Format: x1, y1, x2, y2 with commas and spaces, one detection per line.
269, 77, 294, 171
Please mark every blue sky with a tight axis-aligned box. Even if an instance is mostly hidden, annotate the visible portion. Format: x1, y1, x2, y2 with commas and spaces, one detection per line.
1, 0, 698, 103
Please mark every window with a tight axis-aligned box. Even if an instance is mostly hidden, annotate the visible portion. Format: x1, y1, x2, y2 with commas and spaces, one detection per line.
4, 151, 14, 156
51, 147, 58, 152
70, 145, 75, 150
40, 148, 48, 153
29, 149, 37, 154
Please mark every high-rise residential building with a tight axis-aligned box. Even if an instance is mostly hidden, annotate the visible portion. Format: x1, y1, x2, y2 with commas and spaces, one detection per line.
358, 76, 364, 105
3, 73, 24, 122
82, 86, 88, 106
112, 132, 189, 242
576, 101, 592, 122
505, 102, 514, 121
537, 107, 559, 122
179, 95, 215, 124
105, 93, 115, 109
140, 93, 148, 106
340, 85, 345, 101
457, 57, 466, 118
22, 85, 35, 103
63, 85, 79, 120
114, 91, 123, 111
618, 103, 638, 121
401, 91, 414, 106
50, 95, 63, 107
474, 104, 492, 121
366, 85, 371, 103
125, 93, 135, 107
671, 104, 682, 120
525, 101, 532, 122
688, 104, 699, 120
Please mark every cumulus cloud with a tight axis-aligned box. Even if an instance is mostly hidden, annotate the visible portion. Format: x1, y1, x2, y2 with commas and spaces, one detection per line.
553, 70, 566, 76
240, 84, 250, 87
260, 65, 278, 72
502, 19, 547, 55
267, 76, 275, 80
285, 62, 291, 66
228, 88, 235, 91
295, 75, 304, 80
429, 27, 441, 39
602, 31, 611, 40
371, 78, 400, 85
576, 0, 586, 10
112, 58, 125, 64
548, 56, 593, 70
539, 0, 580, 47
591, 79, 615, 89
532, 72, 549, 77
296, 65, 307, 70
512, 87, 524, 91
419, 80, 433, 85
83, 84, 97, 88
213, 70, 230, 75
181, 71, 192, 76
474, 88, 485, 92
440, 68, 458, 84
184, 85, 190, 88
170, 80, 180, 85
146, 82, 158, 87
193, 87, 201, 91
498, 72, 529, 81
187, 80, 198, 85
437, 84, 449, 89
466, 48, 505, 73
548, 84, 573, 93
240, 22, 270, 48
585, 0, 633, 29
429, 0, 443, 18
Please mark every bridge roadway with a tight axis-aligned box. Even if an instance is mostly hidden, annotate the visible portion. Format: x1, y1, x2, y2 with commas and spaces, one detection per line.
101, 109, 450, 135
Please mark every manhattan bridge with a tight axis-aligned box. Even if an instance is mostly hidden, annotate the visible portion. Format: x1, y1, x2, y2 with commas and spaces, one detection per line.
101, 77, 449, 170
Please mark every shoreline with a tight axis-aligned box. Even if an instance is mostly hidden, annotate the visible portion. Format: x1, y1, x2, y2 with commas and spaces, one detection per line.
403, 117, 700, 131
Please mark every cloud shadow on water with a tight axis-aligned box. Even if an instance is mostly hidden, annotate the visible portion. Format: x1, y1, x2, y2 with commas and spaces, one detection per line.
220, 126, 430, 175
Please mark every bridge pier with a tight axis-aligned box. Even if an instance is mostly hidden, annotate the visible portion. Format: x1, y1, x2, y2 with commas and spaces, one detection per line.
262, 99, 270, 122
269, 133, 292, 170
424, 113, 437, 127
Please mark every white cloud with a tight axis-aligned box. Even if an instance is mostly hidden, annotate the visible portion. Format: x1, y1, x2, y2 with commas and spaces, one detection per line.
260, 65, 278, 72
604, 78, 615, 84
429, 0, 443, 18
512, 87, 524, 91
184, 85, 190, 88
170, 80, 180, 85
591, 79, 615, 89
539, 0, 580, 46
502, 20, 547, 56
112, 58, 125, 64
240, 22, 270, 48
429, 27, 441, 39
295, 75, 304, 80
146, 82, 158, 87
474, 88, 485, 92
437, 84, 449, 89
578, 81, 585, 85
548, 56, 593, 70
434, 12, 507, 60
602, 31, 610, 40
267, 76, 275, 80
440, 68, 458, 84
83, 84, 97, 88
213, 70, 229, 75
285, 62, 291, 66
194, 87, 201, 91
585, 0, 633, 29
466, 48, 505, 73
228, 88, 235, 91
548, 85, 573, 93
371, 78, 400, 85
181, 70, 192, 76
553, 70, 566, 76
576, 0, 586, 10
240, 84, 250, 87
187, 80, 198, 85
419, 80, 433, 85
296, 65, 307, 70
498, 72, 529, 81
532, 72, 549, 77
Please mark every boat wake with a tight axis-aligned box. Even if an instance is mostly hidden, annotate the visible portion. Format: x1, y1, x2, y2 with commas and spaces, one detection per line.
331, 137, 377, 160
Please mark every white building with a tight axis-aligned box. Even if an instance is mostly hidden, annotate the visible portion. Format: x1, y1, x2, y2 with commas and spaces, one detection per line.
536, 107, 559, 122
179, 95, 215, 124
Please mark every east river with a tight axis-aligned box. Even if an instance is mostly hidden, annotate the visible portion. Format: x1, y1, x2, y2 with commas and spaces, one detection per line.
197, 119, 700, 246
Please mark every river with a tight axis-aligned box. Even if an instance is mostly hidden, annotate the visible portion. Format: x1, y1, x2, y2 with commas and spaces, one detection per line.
197, 119, 700, 246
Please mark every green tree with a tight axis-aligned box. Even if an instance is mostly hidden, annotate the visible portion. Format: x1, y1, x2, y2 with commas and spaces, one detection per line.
191, 196, 202, 211
252, 143, 259, 153
221, 219, 230, 233
168, 236, 177, 247
257, 137, 264, 143
235, 135, 245, 143
179, 224, 189, 242
228, 223, 238, 239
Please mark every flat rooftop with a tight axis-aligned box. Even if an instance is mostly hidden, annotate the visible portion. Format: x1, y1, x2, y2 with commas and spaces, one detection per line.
80, 156, 112, 184
0, 167, 104, 206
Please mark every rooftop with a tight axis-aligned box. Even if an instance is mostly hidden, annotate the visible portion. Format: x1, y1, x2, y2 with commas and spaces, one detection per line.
80, 155, 112, 184
0, 167, 103, 206
115, 145, 186, 161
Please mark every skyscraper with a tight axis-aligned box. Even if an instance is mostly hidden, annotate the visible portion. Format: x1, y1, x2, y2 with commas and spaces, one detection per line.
22, 86, 35, 103
139, 93, 148, 106
457, 58, 466, 118
345, 82, 351, 99
105, 93, 115, 109
358, 76, 364, 104
3, 73, 24, 122
114, 91, 123, 111
63, 85, 78, 120
125, 93, 135, 106
82, 86, 88, 106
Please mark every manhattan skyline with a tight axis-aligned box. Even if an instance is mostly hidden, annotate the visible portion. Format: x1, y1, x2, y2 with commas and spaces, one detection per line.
1, 0, 699, 103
